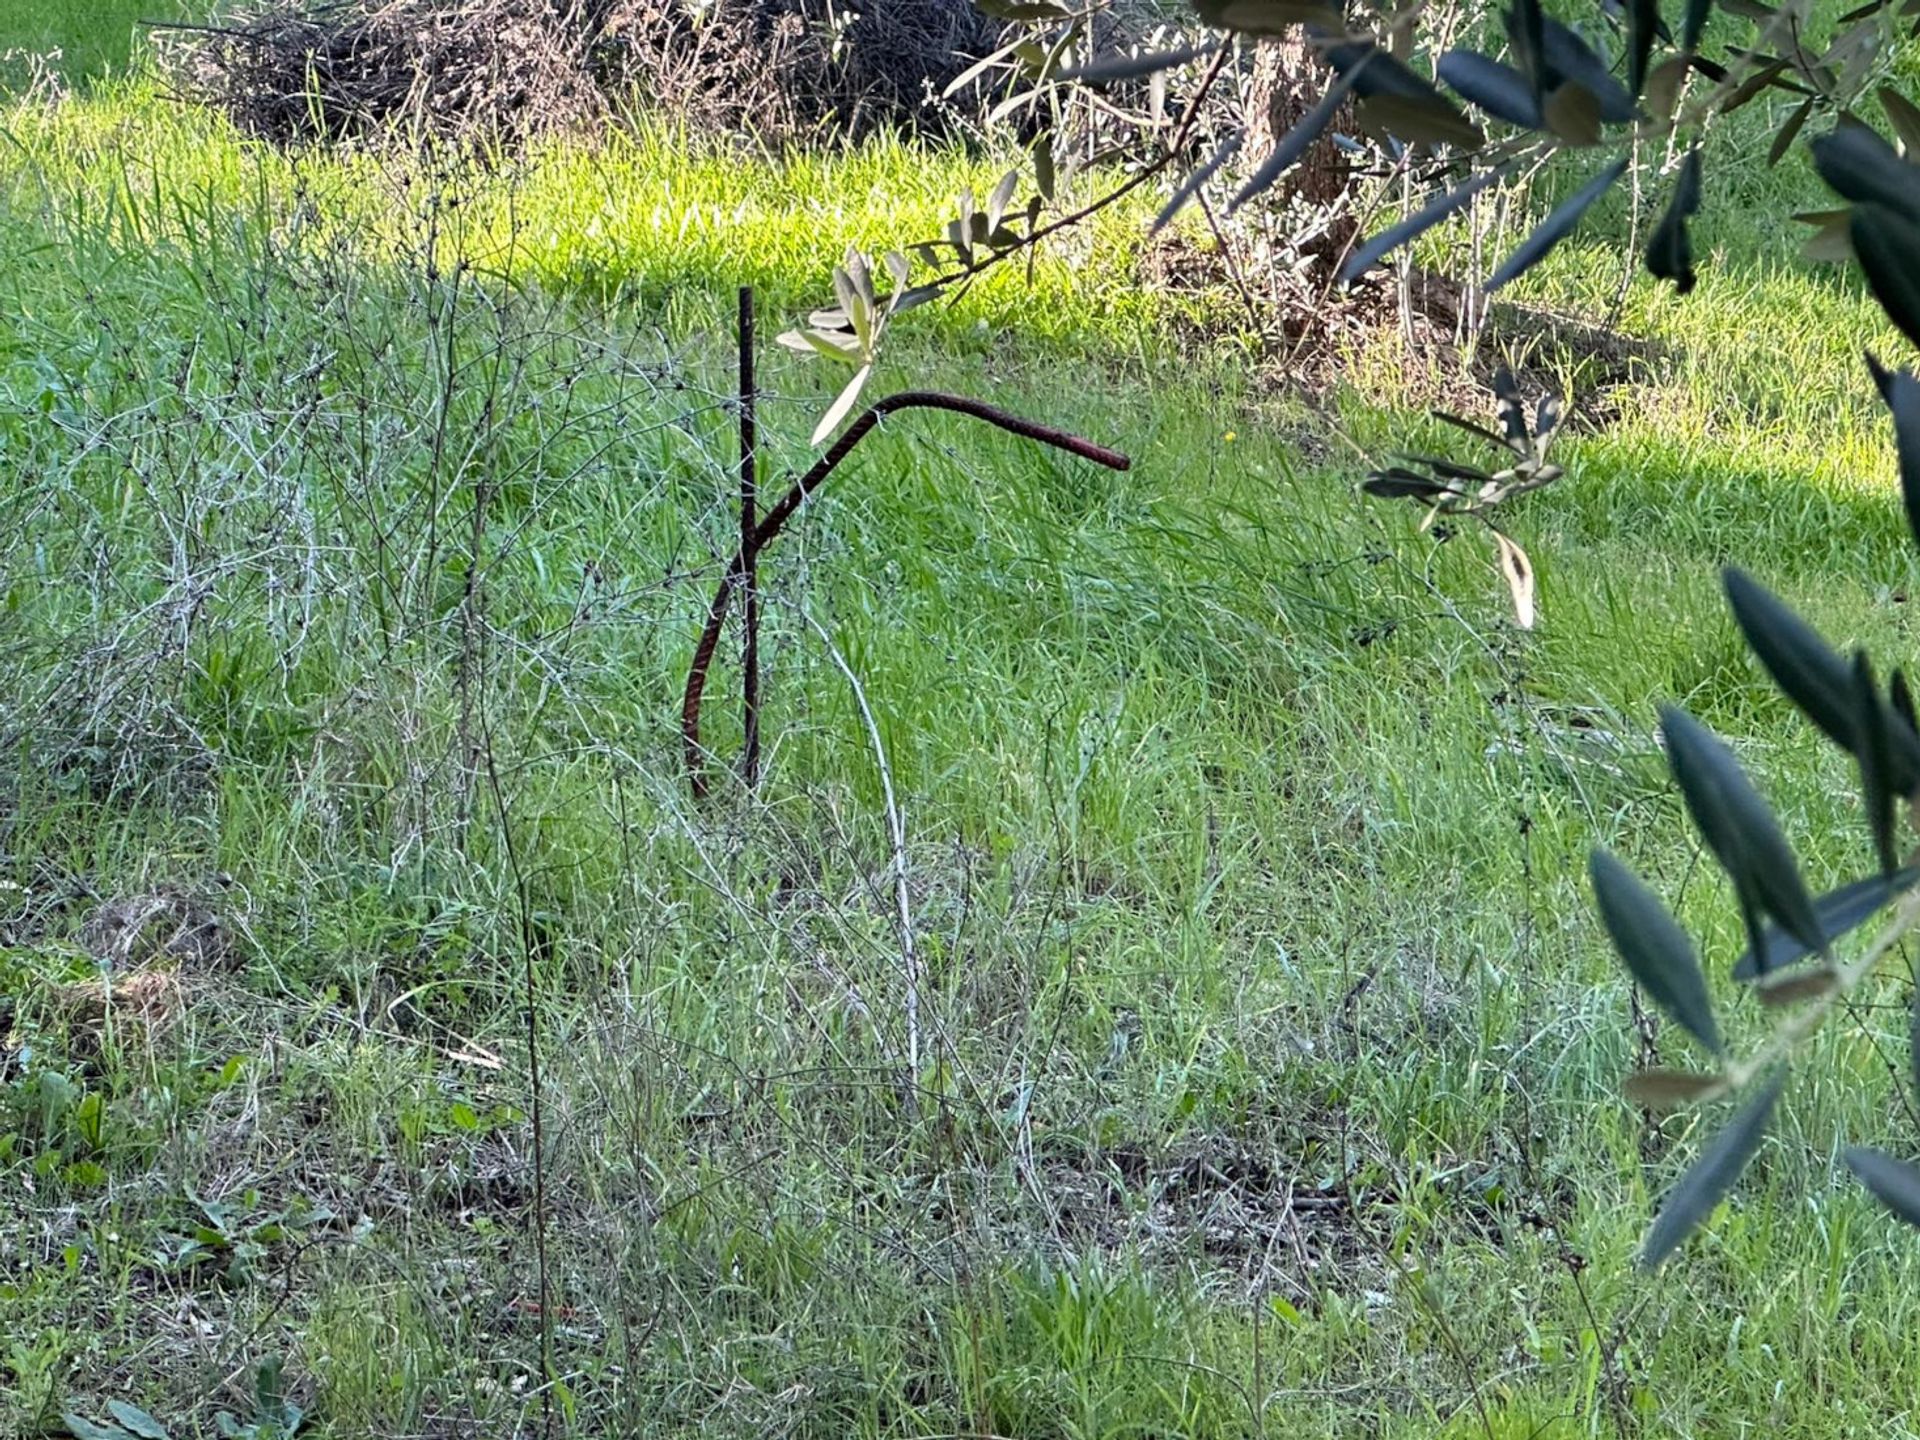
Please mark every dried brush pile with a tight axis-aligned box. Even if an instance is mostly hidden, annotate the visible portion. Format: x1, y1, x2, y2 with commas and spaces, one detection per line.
606, 0, 1005, 141
163, 0, 1004, 148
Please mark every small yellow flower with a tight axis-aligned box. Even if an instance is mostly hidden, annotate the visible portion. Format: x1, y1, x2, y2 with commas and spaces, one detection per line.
1223, 430, 1237, 443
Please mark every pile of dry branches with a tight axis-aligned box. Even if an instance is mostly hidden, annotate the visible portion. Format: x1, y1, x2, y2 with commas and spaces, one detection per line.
162, 0, 1003, 147
606, 0, 1002, 140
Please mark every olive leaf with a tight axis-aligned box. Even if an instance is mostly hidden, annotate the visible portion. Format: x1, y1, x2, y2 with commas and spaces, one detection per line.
1540, 19, 1636, 123
1681, 0, 1711, 50
811, 364, 873, 447
1506, 0, 1548, 105
1730, 869, 1917, 981
1487, 156, 1628, 291
1393, 454, 1497, 483
972, 0, 1071, 19
1640, 1069, 1785, 1268
1625, 1069, 1730, 1109
1320, 43, 1482, 149
1155, 134, 1242, 234
1341, 168, 1506, 283
1894, 668, 1919, 736
1722, 567, 1856, 753
1231, 59, 1367, 213
1363, 468, 1461, 501
1057, 41, 1219, 85
1190, 0, 1340, 31
1852, 204, 1920, 352
1535, 392, 1564, 439
1882, 86, 1920, 157
1646, 146, 1704, 293
1590, 848, 1723, 1055
1768, 96, 1814, 167
1754, 965, 1839, 1006
1796, 207, 1855, 263
1436, 49, 1542, 127
1845, 1147, 1920, 1228
1494, 366, 1529, 446
1911, 986, 1920, 1104
1357, 92, 1485, 148
1812, 125, 1920, 222
942, 37, 1023, 99
1658, 704, 1823, 956
1853, 650, 1899, 875
986, 169, 1020, 232
1643, 54, 1691, 121
1722, 566, 1920, 790
1032, 136, 1056, 203
1542, 82, 1603, 146
1626, 0, 1665, 95
1430, 408, 1520, 452
779, 327, 864, 363
1493, 529, 1536, 629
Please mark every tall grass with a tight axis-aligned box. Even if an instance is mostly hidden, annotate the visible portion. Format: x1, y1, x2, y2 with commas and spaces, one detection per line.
1, 63, 1918, 1440
0, 0, 186, 86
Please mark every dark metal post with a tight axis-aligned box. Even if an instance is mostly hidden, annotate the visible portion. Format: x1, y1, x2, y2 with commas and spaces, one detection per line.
739, 286, 761, 789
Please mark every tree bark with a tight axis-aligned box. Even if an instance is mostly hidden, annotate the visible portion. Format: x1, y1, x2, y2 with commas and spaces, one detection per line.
1243, 34, 1352, 212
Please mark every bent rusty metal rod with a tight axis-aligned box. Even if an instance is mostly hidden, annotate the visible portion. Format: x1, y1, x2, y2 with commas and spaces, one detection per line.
682, 390, 1132, 798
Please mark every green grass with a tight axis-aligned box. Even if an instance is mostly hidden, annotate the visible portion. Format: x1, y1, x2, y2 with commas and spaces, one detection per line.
3, 45, 1920, 1440
0, 0, 186, 87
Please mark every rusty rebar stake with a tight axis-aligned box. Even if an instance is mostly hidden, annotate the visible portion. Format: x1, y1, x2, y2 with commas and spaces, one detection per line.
682, 389, 1131, 799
